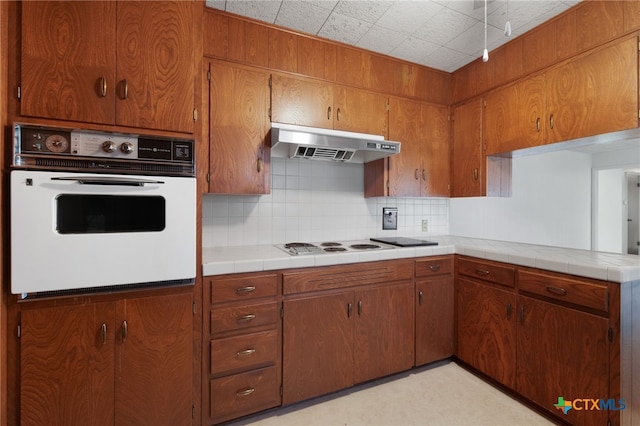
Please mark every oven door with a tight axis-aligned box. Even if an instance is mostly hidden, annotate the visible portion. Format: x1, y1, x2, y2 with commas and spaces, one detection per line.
10, 170, 196, 294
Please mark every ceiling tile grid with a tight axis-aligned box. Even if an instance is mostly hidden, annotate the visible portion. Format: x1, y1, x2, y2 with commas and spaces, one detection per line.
205, 0, 581, 73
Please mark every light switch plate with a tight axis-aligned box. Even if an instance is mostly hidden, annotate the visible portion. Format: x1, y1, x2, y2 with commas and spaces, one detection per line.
383, 207, 398, 230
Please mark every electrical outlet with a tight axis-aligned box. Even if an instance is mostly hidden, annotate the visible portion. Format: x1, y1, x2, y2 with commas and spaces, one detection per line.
422, 220, 428, 232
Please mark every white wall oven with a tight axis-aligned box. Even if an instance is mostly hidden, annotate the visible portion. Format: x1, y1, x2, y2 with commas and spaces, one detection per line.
10, 123, 196, 296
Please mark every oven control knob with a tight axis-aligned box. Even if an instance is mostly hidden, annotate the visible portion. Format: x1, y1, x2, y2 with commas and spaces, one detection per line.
120, 142, 134, 154
102, 141, 117, 153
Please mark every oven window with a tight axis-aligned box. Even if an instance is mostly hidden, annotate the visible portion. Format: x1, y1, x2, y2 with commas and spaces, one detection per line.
56, 195, 165, 234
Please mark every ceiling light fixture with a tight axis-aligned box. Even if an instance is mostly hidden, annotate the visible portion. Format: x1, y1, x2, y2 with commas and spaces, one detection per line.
504, 0, 512, 37
482, 0, 489, 62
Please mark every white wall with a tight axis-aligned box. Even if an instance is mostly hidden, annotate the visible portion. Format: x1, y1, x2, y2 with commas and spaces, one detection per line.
202, 158, 449, 247
594, 168, 625, 253
450, 150, 593, 250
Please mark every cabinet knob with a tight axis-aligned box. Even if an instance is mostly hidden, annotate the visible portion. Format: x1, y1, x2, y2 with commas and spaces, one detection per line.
414, 169, 420, 180
536, 117, 541, 132
336, 108, 341, 122
429, 264, 441, 272
418, 290, 424, 306
98, 77, 107, 98
347, 303, 353, 318
549, 113, 555, 130
101, 323, 107, 345
327, 106, 332, 120
121, 320, 128, 342
119, 79, 128, 100
473, 168, 479, 182
257, 158, 263, 173
357, 300, 363, 316
421, 169, 426, 181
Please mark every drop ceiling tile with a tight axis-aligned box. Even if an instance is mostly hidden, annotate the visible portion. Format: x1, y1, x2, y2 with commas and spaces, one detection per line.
436, 0, 502, 20
333, 0, 394, 24
414, 7, 478, 45
419, 45, 474, 72
377, 1, 445, 35
318, 12, 373, 45
276, 1, 332, 35
356, 25, 408, 55
205, 0, 226, 11
446, 20, 503, 56
391, 36, 440, 63
226, 0, 282, 22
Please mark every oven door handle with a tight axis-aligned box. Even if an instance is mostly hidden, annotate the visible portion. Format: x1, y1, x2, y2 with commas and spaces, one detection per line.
51, 176, 165, 187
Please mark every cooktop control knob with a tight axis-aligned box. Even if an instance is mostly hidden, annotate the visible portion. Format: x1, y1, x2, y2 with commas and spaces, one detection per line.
102, 140, 117, 153
120, 142, 134, 154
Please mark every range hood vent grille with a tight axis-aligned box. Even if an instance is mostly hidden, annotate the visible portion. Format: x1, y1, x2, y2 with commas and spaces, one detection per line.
271, 122, 400, 163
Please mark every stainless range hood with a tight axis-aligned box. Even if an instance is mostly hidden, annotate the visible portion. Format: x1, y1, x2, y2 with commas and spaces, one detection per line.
270, 122, 401, 163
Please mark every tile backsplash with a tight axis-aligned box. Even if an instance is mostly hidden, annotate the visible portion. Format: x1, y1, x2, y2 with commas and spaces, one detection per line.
202, 158, 449, 247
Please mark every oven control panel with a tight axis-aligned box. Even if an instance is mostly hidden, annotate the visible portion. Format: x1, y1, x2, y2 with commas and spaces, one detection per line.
13, 123, 194, 176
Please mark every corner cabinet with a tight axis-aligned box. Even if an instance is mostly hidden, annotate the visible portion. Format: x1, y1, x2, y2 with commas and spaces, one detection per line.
19, 291, 193, 426
206, 61, 270, 194
365, 98, 450, 197
20, 1, 196, 133
485, 35, 638, 155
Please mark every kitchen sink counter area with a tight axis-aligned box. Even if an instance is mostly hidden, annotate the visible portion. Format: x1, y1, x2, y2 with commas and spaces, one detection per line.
203, 236, 640, 283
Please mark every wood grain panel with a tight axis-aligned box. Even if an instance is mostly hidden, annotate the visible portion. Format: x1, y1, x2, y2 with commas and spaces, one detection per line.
116, 1, 194, 132
203, 10, 228, 58
354, 282, 414, 383
210, 330, 278, 375
271, 73, 334, 129
387, 97, 422, 197
20, 303, 115, 426
575, 0, 624, 52
269, 29, 297, 72
210, 272, 278, 303
516, 295, 609, 426
421, 103, 450, 197
115, 293, 193, 426
545, 36, 639, 144
298, 37, 328, 79
210, 366, 279, 423
282, 293, 354, 404
415, 256, 454, 277
211, 301, 278, 335
416, 276, 454, 365
451, 98, 484, 197
555, 10, 577, 62
335, 46, 369, 88
368, 55, 396, 95
457, 277, 516, 388
334, 86, 388, 136
518, 269, 608, 312
282, 259, 413, 294
522, 23, 558, 75
20, 1, 116, 124
624, 0, 640, 32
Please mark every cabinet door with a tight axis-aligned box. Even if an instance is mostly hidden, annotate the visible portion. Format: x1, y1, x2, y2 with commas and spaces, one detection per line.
545, 36, 638, 144
115, 293, 193, 426
20, 303, 116, 426
517, 295, 609, 426
485, 75, 545, 155
21, 1, 116, 124
421, 104, 450, 197
271, 74, 334, 129
457, 277, 516, 388
282, 293, 354, 404
387, 97, 422, 197
334, 87, 388, 136
416, 276, 454, 366
116, 1, 195, 133
452, 99, 484, 197
354, 282, 414, 383
208, 62, 270, 194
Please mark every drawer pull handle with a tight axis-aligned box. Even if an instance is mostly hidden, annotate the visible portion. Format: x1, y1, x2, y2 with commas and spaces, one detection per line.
428, 265, 441, 272
347, 303, 353, 318
475, 269, 490, 276
236, 387, 255, 397
546, 286, 567, 296
237, 314, 256, 322
236, 348, 256, 358
101, 323, 107, 345
236, 286, 256, 294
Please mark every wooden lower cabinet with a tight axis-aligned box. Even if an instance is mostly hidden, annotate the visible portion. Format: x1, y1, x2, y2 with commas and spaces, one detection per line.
207, 272, 281, 424
20, 292, 193, 426
457, 277, 517, 388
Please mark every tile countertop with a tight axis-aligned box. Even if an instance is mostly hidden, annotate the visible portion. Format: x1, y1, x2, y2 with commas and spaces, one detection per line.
202, 236, 640, 283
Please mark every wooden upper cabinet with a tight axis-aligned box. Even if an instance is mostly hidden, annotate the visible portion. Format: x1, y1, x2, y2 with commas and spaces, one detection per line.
208, 61, 270, 194
21, 1, 117, 125
451, 98, 484, 197
374, 98, 449, 197
484, 75, 545, 155
21, 1, 195, 133
545, 35, 639, 144
271, 73, 388, 136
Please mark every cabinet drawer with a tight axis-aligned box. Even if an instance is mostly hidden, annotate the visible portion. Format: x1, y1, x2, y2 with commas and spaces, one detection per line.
210, 366, 279, 423
210, 273, 278, 303
457, 257, 515, 288
211, 330, 278, 375
415, 256, 453, 277
518, 269, 608, 312
211, 301, 278, 335
283, 259, 413, 294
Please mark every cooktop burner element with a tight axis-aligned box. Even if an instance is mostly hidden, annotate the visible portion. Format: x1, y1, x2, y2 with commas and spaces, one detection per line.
324, 247, 347, 252
283, 242, 324, 255
350, 244, 381, 250
321, 242, 343, 247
